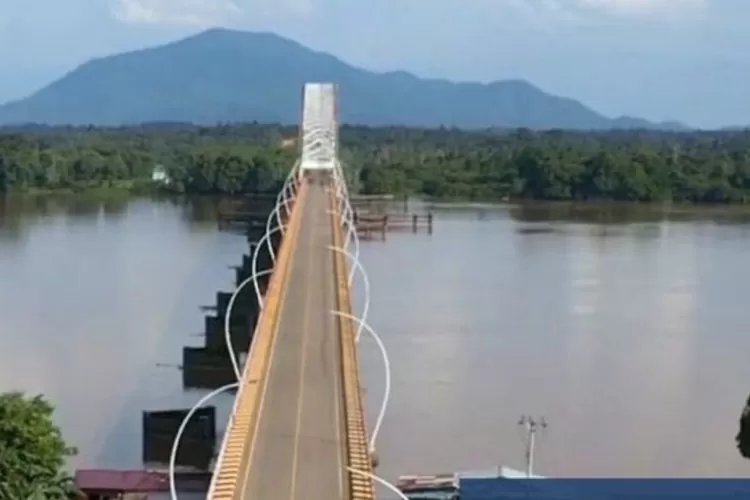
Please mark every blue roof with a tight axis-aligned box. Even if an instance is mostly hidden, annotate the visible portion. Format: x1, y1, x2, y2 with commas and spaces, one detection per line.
458, 478, 750, 500
459, 477, 566, 500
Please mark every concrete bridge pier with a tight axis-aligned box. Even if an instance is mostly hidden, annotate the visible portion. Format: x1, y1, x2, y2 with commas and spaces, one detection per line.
245, 220, 283, 247
181, 346, 239, 390
203, 312, 255, 353
181, 194, 294, 391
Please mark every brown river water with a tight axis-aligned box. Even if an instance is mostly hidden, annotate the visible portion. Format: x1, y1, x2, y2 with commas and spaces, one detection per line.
1, 195, 749, 486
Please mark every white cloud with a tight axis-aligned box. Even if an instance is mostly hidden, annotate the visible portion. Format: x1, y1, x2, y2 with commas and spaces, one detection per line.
565, 0, 705, 18
113, 0, 241, 26
496, 0, 706, 33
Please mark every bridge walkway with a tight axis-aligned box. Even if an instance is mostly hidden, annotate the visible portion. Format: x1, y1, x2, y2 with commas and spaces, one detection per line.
238, 175, 348, 499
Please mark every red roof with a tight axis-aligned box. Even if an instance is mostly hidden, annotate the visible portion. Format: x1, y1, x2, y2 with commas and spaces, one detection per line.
75, 470, 168, 492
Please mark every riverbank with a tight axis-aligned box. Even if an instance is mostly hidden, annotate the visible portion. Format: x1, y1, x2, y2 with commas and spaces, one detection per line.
5, 179, 157, 196
423, 197, 750, 213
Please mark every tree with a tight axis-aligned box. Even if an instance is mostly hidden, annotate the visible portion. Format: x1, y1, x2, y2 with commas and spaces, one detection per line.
737, 394, 750, 460
0, 392, 77, 499
5, 123, 750, 202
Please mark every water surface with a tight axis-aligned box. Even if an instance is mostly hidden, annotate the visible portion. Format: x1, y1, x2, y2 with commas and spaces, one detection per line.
358, 202, 750, 480
0, 194, 243, 469
1, 195, 749, 483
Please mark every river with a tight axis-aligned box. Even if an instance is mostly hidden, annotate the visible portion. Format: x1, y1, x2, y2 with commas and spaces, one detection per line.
0, 194, 749, 483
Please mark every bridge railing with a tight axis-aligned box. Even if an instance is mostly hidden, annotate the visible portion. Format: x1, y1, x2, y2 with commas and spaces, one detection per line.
206, 182, 309, 499
330, 185, 376, 500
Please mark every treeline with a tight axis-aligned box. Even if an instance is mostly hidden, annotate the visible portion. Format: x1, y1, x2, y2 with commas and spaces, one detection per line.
348, 126, 750, 203
0, 124, 296, 194
3, 123, 750, 202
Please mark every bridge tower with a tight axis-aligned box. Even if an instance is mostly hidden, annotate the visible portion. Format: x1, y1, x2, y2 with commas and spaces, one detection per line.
299, 82, 339, 183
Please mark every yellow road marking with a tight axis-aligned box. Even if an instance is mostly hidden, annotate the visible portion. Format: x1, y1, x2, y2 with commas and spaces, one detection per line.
328, 180, 375, 500
234, 181, 309, 500
288, 188, 317, 500
328, 186, 346, 499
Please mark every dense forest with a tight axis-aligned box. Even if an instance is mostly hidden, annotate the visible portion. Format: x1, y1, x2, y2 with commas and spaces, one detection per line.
2, 123, 750, 203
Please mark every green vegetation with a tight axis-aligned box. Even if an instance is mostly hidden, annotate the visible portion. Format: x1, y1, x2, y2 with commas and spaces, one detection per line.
3, 124, 750, 203
0, 392, 77, 499
738, 395, 750, 460
0, 124, 295, 195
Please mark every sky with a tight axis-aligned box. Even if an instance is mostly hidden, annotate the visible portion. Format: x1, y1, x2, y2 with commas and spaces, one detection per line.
0, 0, 748, 128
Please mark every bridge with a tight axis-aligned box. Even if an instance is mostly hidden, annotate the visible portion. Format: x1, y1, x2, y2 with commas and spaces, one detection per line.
195, 83, 381, 500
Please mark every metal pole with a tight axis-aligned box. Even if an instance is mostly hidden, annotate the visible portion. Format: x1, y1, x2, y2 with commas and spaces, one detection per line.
518, 415, 546, 478
527, 424, 535, 477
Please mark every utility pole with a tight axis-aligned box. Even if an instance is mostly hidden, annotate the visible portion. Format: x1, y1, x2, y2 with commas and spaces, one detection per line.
518, 415, 547, 478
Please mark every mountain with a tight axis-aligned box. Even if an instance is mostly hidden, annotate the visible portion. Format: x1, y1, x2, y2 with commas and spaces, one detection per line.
0, 28, 688, 131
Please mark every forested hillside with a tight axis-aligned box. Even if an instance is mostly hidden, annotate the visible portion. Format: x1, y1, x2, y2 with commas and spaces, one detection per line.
0, 29, 684, 131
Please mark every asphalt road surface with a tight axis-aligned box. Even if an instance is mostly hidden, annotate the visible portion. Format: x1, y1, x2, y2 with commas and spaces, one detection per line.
239, 179, 348, 500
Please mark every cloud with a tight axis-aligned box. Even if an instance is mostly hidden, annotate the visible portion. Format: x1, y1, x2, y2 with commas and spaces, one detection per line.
562, 0, 705, 18
500, 0, 706, 26
113, 0, 241, 25
487, 0, 706, 35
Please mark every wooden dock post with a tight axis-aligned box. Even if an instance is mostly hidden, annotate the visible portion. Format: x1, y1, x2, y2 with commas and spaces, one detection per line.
352, 209, 432, 239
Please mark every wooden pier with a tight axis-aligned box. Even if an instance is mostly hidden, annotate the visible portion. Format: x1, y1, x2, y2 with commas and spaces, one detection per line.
350, 193, 409, 213
354, 211, 433, 240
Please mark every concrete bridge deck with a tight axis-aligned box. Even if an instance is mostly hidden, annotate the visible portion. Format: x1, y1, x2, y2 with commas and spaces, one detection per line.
208, 82, 375, 500
209, 173, 374, 500
239, 177, 347, 499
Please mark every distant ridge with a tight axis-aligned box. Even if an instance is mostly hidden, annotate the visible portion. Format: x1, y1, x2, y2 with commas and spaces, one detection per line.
0, 28, 689, 131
